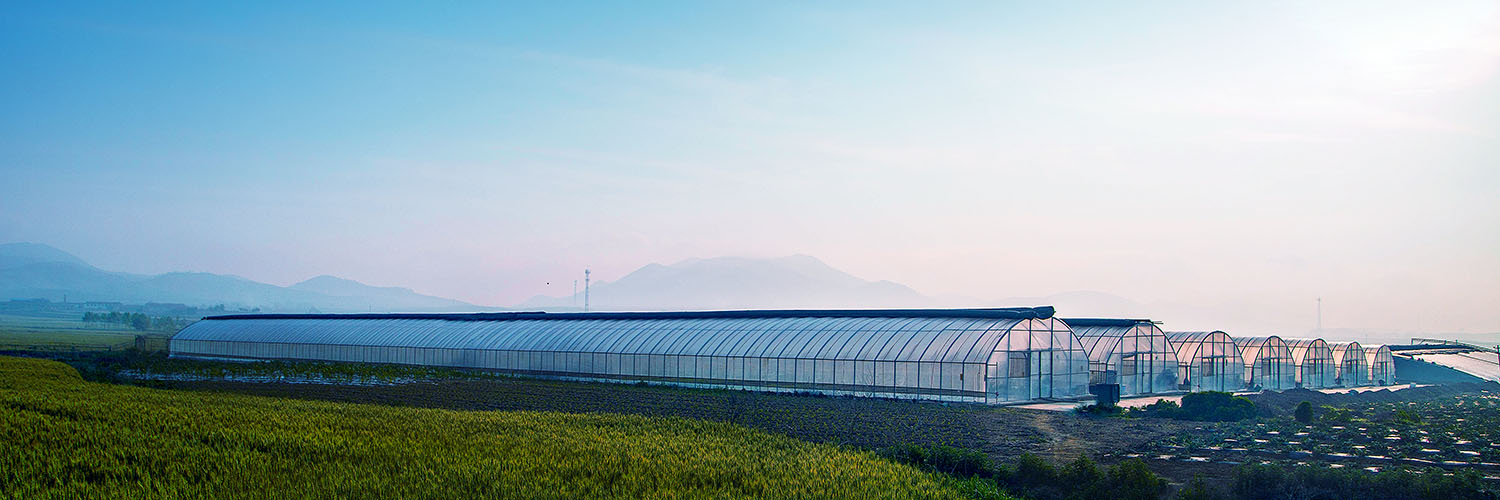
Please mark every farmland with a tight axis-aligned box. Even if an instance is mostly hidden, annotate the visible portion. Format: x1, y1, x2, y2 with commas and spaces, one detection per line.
0, 314, 142, 351
0, 355, 1005, 499
1142, 393, 1500, 469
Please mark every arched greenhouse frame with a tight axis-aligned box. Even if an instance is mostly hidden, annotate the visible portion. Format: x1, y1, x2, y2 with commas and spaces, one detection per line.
1330, 341, 1370, 387
1234, 336, 1297, 391
1163, 331, 1245, 392
1286, 338, 1336, 388
1063, 318, 1180, 396
170, 308, 1091, 404
1365, 345, 1395, 386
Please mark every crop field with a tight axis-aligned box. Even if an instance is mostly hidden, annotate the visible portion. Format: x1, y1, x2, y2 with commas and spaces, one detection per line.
0, 314, 139, 351
0, 355, 1008, 499
1142, 394, 1500, 472
147, 370, 1200, 464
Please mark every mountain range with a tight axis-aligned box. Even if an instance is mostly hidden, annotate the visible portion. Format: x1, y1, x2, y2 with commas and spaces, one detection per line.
519, 255, 931, 310
0, 242, 483, 312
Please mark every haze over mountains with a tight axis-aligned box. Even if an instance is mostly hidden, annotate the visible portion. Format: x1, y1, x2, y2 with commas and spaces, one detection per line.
3, 242, 1489, 345
0, 243, 481, 313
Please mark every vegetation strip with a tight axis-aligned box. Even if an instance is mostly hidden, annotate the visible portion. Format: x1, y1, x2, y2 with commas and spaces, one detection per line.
0, 356, 1006, 499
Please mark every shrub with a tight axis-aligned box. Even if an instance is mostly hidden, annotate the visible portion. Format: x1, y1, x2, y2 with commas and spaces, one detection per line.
1130, 399, 1182, 419
1176, 475, 1222, 500
1294, 401, 1313, 423
879, 444, 992, 479
1179, 392, 1257, 422
1076, 403, 1125, 416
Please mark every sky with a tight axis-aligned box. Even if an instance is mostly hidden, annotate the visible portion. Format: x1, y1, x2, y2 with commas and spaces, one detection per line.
2, 1, 1498, 335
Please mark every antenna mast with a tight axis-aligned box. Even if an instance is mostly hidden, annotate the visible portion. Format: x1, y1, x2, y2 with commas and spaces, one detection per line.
573, 280, 578, 307
1316, 297, 1322, 335
584, 268, 591, 312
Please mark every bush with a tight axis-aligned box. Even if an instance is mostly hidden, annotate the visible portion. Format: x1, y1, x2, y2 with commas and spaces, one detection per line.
1076, 403, 1125, 416
1294, 401, 1313, 423
1179, 392, 1257, 422
1131, 393, 1257, 422
1176, 475, 1222, 500
879, 444, 993, 479
1130, 399, 1182, 419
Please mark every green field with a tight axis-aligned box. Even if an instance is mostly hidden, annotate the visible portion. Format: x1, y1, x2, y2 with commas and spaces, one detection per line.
0, 356, 1004, 499
0, 314, 141, 351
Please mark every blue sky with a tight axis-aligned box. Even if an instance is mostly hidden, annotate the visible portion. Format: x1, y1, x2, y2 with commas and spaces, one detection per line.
2, 2, 1497, 333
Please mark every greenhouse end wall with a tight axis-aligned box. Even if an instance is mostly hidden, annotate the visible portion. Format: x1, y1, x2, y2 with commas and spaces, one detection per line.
170, 308, 1089, 404
1065, 319, 1180, 396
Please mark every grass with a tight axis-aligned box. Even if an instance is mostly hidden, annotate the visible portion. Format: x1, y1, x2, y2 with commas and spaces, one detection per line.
0, 356, 1007, 499
0, 314, 141, 351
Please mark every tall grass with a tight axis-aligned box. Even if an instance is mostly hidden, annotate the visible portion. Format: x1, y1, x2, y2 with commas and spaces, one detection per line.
0, 356, 1003, 499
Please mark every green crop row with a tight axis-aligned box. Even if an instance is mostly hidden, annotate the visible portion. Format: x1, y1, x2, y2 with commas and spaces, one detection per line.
0, 356, 1007, 500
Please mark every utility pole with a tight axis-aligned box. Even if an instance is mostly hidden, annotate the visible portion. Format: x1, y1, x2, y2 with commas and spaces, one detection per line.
584, 268, 591, 312
1317, 297, 1322, 335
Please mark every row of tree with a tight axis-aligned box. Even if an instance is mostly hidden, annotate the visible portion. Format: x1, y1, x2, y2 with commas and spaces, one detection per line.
81, 312, 190, 332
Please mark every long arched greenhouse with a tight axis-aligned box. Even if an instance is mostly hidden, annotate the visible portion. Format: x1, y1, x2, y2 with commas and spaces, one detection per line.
1330, 341, 1370, 387
169, 308, 1091, 404
1365, 345, 1395, 386
1287, 338, 1337, 388
1164, 331, 1245, 392
1234, 336, 1297, 391
1063, 318, 1179, 396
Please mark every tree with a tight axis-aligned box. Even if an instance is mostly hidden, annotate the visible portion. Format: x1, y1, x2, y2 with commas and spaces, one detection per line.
130, 313, 150, 331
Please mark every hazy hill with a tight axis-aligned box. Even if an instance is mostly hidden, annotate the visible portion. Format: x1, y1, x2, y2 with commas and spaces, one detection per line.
519, 255, 932, 311
0, 242, 484, 313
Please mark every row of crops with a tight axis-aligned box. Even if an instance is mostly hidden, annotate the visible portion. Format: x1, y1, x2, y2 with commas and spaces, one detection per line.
1143, 394, 1500, 468
0, 355, 1006, 500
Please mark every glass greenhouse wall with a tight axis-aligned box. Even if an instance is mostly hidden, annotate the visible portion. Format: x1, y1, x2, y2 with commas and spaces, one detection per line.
1286, 338, 1336, 388
1063, 318, 1179, 396
1163, 331, 1245, 392
1365, 345, 1395, 385
1234, 336, 1297, 391
1330, 342, 1370, 387
170, 308, 1091, 404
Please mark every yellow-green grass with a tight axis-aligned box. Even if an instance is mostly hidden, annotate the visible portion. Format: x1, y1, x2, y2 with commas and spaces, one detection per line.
0, 356, 1005, 499
0, 314, 138, 350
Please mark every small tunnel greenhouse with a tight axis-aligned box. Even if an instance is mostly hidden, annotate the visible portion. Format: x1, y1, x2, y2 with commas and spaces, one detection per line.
1163, 331, 1245, 392
1286, 338, 1337, 389
1330, 341, 1370, 387
1234, 336, 1297, 391
1063, 318, 1180, 396
1365, 345, 1395, 385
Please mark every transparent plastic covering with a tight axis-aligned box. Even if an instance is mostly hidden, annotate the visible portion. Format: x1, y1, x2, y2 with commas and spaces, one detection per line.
1163, 331, 1245, 392
1329, 342, 1370, 387
171, 310, 1091, 404
1286, 338, 1337, 389
1364, 345, 1395, 385
1067, 320, 1179, 396
1233, 336, 1297, 391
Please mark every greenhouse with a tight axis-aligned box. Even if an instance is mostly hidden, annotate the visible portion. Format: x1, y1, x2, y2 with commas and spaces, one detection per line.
1234, 336, 1297, 391
1163, 331, 1245, 392
1062, 318, 1179, 396
1286, 338, 1337, 388
1330, 341, 1370, 387
1365, 345, 1395, 385
170, 307, 1091, 404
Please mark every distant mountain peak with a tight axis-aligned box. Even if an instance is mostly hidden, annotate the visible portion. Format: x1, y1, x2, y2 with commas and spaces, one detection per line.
0, 242, 488, 312
519, 254, 928, 311
0, 242, 93, 270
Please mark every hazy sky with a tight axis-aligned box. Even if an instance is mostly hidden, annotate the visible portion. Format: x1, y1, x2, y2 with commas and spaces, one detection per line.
3, 2, 1497, 334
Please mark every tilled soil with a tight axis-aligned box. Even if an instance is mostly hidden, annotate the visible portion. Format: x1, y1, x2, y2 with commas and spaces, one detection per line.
1244, 382, 1500, 417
